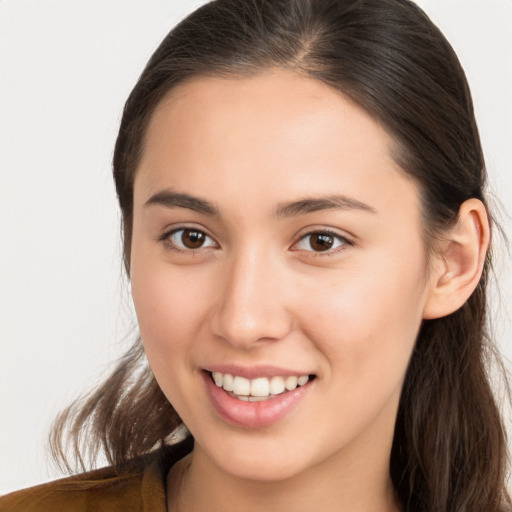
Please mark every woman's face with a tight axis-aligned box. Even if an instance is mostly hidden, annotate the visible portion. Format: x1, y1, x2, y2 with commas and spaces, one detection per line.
130, 69, 437, 482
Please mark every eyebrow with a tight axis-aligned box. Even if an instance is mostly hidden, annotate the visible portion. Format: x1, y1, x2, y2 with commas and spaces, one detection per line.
144, 190, 376, 217
144, 190, 219, 215
275, 195, 376, 217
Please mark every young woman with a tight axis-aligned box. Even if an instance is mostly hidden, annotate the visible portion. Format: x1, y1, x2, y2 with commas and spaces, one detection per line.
1, 0, 510, 511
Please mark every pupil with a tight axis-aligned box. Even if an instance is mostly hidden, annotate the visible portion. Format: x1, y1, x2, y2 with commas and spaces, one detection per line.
311, 233, 333, 251
182, 230, 204, 249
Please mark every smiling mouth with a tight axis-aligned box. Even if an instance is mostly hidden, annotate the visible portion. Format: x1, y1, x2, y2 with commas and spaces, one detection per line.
209, 371, 315, 402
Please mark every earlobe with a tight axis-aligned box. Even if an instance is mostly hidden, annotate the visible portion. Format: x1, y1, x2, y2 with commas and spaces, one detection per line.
422, 198, 490, 320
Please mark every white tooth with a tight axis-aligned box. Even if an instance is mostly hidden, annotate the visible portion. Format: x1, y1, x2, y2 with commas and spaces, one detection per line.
238, 395, 250, 401
213, 371, 223, 387
249, 396, 270, 402
269, 376, 285, 395
222, 373, 234, 392
297, 375, 309, 386
284, 375, 298, 391
233, 376, 251, 396
251, 377, 270, 397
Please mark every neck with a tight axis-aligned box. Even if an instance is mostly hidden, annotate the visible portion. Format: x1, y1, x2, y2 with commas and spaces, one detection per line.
167, 436, 399, 512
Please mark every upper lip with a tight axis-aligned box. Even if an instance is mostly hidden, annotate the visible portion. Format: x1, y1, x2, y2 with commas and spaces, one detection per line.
203, 364, 314, 380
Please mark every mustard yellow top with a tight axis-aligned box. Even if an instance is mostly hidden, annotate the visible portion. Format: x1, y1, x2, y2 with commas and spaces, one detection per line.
0, 442, 191, 512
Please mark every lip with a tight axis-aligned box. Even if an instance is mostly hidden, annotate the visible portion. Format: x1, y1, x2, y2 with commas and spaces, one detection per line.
203, 370, 314, 428
204, 364, 314, 380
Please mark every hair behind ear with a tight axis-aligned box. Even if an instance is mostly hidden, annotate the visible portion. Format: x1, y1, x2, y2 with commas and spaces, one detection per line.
392, 240, 511, 511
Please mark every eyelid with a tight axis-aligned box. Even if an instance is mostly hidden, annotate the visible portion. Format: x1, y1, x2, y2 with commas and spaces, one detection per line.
157, 223, 353, 255
159, 224, 219, 252
290, 227, 354, 255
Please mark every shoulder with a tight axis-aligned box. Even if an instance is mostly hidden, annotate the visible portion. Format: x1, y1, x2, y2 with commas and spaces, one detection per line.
0, 465, 146, 512
0, 442, 191, 512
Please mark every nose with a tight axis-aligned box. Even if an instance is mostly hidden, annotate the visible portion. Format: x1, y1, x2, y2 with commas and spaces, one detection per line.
210, 248, 293, 349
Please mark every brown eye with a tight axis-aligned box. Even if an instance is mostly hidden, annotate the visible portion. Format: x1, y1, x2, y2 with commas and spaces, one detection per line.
168, 228, 216, 250
309, 233, 334, 251
295, 231, 347, 253
182, 230, 205, 248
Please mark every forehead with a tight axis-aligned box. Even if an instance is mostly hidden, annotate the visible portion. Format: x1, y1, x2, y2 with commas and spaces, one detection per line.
143, 69, 394, 161
135, 69, 419, 220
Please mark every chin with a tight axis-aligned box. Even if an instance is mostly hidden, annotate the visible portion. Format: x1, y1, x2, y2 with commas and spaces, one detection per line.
195, 431, 322, 483
219, 453, 307, 483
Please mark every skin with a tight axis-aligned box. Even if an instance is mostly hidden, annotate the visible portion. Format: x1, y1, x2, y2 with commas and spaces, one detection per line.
129, 69, 489, 512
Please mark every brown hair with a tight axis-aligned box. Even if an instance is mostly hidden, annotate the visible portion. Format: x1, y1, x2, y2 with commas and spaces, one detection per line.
51, 1, 511, 510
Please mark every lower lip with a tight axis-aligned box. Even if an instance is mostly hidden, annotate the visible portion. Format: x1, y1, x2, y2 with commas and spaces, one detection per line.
203, 372, 314, 428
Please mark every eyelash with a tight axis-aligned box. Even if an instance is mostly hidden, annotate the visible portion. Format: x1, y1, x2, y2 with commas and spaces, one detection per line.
160, 227, 217, 252
291, 229, 353, 256
160, 227, 353, 255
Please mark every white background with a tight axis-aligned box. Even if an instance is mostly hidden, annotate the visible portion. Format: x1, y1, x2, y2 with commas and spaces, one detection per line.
1, 0, 511, 495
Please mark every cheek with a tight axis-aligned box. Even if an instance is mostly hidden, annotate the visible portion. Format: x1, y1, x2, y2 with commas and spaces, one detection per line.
300, 251, 427, 386
130, 263, 216, 417
130, 257, 211, 364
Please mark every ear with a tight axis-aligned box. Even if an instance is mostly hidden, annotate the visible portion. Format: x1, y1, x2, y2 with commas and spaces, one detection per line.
422, 198, 490, 320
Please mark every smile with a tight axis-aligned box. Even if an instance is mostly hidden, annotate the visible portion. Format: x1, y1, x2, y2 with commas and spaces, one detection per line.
211, 371, 311, 401
204, 369, 315, 428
